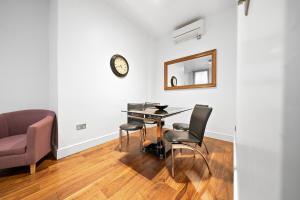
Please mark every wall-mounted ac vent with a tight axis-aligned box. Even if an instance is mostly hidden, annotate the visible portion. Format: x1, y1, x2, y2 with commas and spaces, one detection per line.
172, 19, 204, 43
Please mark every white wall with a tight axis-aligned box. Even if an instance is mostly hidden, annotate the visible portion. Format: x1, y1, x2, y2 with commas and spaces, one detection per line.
0, 0, 50, 113
236, 0, 300, 199
54, 0, 156, 157
282, 1, 300, 198
150, 7, 237, 141
49, 0, 58, 115
1, 0, 237, 159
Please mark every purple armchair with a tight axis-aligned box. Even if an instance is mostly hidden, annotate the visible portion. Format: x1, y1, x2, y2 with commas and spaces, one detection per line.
0, 109, 55, 174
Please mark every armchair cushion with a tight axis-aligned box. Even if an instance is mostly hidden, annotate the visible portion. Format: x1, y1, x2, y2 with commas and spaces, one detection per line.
0, 134, 26, 156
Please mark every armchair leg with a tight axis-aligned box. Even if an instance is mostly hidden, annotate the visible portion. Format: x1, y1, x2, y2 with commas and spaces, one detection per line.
30, 164, 36, 175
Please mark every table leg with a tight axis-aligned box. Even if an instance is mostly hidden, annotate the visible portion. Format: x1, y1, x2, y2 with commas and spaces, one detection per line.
156, 119, 164, 159
142, 117, 166, 159
156, 119, 162, 142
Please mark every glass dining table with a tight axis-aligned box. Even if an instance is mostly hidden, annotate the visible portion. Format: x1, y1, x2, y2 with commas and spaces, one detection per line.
121, 107, 192, 159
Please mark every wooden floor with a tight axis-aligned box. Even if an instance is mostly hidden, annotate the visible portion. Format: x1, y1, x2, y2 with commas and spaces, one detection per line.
0, 128, 233, 200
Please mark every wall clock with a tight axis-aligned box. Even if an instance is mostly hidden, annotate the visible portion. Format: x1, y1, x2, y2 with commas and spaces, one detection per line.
110, 54, 129, 77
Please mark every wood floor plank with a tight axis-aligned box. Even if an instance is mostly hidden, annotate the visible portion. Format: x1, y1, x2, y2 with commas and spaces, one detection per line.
66, 184, 107, 200
0, 128, 233, 200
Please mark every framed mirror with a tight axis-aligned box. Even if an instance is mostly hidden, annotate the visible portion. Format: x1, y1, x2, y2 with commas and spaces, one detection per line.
164, 49, 216, 90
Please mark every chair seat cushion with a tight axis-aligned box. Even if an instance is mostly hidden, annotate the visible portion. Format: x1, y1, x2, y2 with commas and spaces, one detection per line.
173, 123, 189, 131
0, 134, 27, 156
120, 123, 143, 131
164, 130, 200, 144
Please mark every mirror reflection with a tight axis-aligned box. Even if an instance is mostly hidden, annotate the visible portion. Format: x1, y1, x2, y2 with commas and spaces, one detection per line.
167, 55, 213, 87
164, 49, 216, 90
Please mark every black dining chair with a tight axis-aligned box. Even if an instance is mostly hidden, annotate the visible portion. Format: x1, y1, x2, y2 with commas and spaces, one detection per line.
172, 105, 209, 154
119, 103, 145, 152
164, 104, 213, 177
143, 102, 165, 138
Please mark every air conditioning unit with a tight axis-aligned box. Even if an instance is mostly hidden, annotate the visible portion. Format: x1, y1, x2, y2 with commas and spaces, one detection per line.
172, 19, 204, 43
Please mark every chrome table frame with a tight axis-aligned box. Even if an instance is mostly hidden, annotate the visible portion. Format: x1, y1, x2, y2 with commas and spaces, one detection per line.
122, 107, 192, 159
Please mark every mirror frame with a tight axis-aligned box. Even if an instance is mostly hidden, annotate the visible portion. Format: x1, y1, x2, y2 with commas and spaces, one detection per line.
164, 49, 217, 90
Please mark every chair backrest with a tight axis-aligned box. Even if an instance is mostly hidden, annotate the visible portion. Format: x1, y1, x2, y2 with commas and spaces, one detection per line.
144, 102, 160, 109
198, 104, 208, 107
188, 104, 213, 144
0, 114, 8, 138
127, 103, 145, 124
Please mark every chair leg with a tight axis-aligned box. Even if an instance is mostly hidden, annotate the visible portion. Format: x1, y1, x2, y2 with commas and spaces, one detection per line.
139, 129, 144, 152
164, 146, 167, 160
171, 145, 175, 177
171, 143, 212, 176
126, 130, 129, 144
203, 141, 209, 155
143, 124, 147, 138
119, 129, 122, 151
193, 147, 212, 175
30, 164, 36, 175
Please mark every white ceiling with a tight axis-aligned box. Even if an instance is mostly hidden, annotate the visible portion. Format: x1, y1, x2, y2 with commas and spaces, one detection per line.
104, 0, 235, 38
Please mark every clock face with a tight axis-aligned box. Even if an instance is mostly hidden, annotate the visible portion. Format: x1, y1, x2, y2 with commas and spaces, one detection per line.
110, 55, 129, 77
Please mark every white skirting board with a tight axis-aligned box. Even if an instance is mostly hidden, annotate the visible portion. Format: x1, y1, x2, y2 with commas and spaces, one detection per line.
55, 131, 119, 159
55, 129, 233, 159
205, 131, 233, 142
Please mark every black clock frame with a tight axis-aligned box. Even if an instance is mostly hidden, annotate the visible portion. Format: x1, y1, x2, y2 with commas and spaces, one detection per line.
110, 54, 129, 77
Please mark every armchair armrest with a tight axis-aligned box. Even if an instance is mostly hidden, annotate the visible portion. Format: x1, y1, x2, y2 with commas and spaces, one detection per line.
26, 116, 54, 164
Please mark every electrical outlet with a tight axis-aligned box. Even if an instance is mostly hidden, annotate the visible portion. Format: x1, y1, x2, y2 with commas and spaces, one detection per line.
76, 124, 86, 130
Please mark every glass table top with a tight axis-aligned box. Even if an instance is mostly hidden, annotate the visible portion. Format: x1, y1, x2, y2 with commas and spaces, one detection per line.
121, 107, 192, 118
